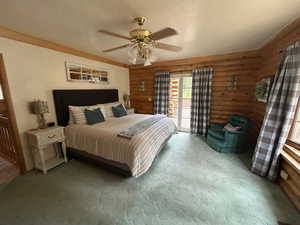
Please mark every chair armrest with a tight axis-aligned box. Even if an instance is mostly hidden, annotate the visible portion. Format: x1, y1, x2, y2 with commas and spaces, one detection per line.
210, 122, 226, 130
224, 130, 246, 147
225, 130, 244, 135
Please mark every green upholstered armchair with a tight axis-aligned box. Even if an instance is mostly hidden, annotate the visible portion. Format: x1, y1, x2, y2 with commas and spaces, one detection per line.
207, 114, 251, 153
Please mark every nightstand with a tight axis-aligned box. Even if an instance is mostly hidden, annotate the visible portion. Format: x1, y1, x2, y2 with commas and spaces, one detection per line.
26, 126, 68, 174
126, 108, 135, 114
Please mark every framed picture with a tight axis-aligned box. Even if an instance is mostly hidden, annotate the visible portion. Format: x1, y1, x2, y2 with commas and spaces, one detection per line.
255, 76, 274, 103
65, 62, 109, 84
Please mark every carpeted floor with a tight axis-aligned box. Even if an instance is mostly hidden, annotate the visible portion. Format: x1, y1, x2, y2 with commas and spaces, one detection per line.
0, 133, 299, 225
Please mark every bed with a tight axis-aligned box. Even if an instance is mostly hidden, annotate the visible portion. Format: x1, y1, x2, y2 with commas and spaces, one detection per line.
53, 89, 176, 177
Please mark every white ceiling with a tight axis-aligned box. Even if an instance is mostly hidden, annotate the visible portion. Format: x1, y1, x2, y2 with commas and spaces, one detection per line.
1, 0, 300, 64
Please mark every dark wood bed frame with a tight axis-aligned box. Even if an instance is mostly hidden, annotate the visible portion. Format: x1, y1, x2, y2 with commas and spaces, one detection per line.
53, 89, 131, 176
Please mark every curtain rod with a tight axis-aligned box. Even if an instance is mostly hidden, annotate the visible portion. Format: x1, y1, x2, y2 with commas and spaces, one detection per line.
279, 39, 300, 54
170, 70, 192, 74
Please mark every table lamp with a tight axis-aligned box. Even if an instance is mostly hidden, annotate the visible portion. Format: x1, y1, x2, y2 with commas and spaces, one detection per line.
31, 100, 49, 129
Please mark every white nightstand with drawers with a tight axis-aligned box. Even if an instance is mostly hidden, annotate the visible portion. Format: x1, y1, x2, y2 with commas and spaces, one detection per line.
26, 126, 68, 174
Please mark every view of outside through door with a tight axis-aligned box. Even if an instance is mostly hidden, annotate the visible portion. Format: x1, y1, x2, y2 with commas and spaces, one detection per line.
169, 75, 192, 131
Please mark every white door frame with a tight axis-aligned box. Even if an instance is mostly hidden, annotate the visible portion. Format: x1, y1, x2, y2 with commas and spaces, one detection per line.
170, 73, 192, 132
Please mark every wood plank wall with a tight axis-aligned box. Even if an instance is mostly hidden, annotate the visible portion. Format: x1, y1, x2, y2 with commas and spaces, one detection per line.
130, 17, 300, 142
129, 50, 261, 123
250, 17, 300, 141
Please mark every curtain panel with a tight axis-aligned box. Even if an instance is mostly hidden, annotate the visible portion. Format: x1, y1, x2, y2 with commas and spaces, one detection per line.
190, 68, 213, 135
154, 72, 170, 115
251, 41, 300, 181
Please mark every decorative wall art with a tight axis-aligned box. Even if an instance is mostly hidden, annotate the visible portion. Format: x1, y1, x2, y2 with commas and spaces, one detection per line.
66, 62, 109, 84
255, 76, 274, 103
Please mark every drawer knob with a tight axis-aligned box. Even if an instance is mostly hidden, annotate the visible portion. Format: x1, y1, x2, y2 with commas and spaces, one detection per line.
48, 134, 56, 139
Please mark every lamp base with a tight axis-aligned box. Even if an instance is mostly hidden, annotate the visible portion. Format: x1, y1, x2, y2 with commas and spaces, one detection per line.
37, 114, 48, 129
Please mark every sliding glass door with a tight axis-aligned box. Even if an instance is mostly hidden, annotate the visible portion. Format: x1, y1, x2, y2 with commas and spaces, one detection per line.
169, 74, 192, 131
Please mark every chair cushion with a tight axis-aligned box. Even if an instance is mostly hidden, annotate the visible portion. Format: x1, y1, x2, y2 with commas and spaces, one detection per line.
207, 129, 225, 141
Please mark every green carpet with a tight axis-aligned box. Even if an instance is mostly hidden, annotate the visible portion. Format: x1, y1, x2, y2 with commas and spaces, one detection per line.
0, 133, 299, 225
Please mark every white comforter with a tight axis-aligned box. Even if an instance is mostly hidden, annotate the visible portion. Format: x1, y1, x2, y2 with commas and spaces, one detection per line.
65, 114, 176, 177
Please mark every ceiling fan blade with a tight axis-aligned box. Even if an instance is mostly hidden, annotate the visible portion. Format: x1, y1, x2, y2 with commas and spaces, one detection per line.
155, 42, 182, 52
102, 44, 131, 52
99, 30, 131, 40
149, 27, 178, 40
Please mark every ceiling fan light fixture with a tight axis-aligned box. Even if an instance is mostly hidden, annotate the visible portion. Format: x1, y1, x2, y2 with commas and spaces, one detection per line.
99, 16, 182, 66
128, 46, 137, 57
144, 58, 152, 66
129, 57, 137, 65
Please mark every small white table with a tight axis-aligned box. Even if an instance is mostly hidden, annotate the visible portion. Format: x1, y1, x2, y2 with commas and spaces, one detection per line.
26, 126, 68, 174
126, 108, 135, 114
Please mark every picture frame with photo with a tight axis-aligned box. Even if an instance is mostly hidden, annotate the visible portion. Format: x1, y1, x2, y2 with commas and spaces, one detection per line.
255, 76, 274, 103
65, 62, 109, 84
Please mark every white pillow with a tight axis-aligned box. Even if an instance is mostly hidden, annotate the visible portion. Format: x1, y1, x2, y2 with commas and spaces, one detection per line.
69, 105, 103, 124
96, 104, 108, 119
68, 110, 75, 125
223, 123, 241, 132
102, 102, 121, 118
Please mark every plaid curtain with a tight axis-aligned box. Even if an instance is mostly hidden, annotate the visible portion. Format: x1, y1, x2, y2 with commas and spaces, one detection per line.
252, 41, 300, 181
190, 68, 213, 135
154, 72, 170, 115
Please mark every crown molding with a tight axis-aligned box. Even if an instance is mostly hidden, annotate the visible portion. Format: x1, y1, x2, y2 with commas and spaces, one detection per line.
0, 26, 128, 68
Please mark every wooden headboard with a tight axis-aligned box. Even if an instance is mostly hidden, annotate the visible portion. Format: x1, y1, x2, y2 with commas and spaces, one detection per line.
53, 89, 119, 126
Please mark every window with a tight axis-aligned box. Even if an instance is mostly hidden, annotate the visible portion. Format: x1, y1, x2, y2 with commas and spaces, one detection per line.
0, 84, 3, 100
289, 100, 300, 144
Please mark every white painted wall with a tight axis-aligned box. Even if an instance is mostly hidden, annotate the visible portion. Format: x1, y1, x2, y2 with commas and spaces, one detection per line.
0, 37, 129, 170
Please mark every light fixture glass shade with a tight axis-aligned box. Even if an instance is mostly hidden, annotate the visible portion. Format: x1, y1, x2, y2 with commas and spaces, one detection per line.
128, 44, 155, 66
143, 48, 152, 66
144, 58, 152, 66
128, 46, 138, 64
128, 57, 137, 64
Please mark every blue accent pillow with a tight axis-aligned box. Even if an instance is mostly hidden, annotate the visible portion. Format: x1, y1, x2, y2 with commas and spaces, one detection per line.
84, 108, 105, 125
112, 104, 127, 117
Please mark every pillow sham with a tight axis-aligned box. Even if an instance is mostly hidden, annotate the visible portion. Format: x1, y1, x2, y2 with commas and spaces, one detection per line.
103, 102, 121, 118
69, 105, 103, 124
68, 110, 75, 125
223, 123, 241, 132
84, 108, 105, 125
112, 104, 127, 117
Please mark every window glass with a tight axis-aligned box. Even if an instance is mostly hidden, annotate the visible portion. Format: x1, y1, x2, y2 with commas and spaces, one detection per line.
289, 101, 300, 144
0, 85, 3, 100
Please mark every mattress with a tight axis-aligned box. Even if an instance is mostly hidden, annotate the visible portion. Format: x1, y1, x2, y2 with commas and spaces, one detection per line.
65, 114, 176, 177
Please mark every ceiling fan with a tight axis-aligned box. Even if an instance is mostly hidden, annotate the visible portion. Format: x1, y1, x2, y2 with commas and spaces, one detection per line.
99, 16, 182, 66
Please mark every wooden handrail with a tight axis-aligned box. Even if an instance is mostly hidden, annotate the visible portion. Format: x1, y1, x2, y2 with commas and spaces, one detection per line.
0, 115, 18, 166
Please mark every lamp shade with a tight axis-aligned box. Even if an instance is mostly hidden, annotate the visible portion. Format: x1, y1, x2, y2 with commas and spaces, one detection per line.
31, 100, 49, 114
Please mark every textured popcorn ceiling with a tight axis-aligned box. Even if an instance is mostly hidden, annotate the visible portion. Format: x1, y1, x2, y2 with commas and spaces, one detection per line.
0, 0, 300, 64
